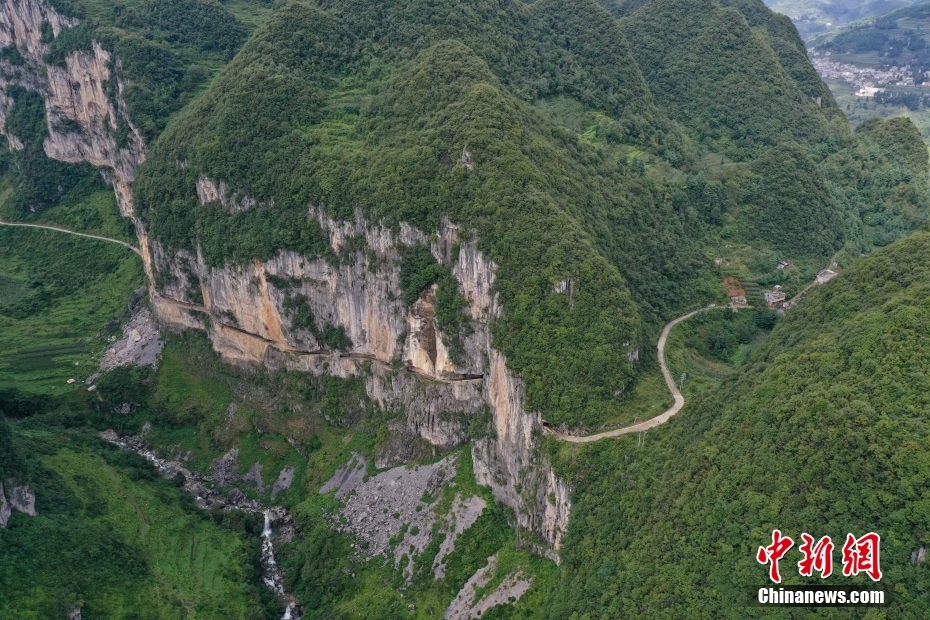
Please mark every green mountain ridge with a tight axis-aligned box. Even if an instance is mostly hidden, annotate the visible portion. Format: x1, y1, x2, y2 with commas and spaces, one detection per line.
1, 0, 930, 617
133, 0, 930, 430
136, 0, 704, 428
620, 0, 839, 159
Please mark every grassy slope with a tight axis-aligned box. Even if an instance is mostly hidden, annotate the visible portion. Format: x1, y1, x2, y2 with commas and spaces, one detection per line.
0, 420, 272, 619
0, 227, 144, 393
547, 230, 930, 618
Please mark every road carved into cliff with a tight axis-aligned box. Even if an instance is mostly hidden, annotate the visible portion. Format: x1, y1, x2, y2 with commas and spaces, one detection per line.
0, 219, 142, 256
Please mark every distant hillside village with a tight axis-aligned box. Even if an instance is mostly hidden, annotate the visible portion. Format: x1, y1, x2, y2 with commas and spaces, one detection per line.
810, 50, 927, 90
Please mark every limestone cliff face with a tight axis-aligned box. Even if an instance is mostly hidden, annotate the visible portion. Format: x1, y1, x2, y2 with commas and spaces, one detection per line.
151, 192, 571, 551
0, 0, 75, 60
0, 0, 571, 553
452, 238, 571, 556
0, 480, 36, 528
0, 0, 145, 218
43, 42, 145, 218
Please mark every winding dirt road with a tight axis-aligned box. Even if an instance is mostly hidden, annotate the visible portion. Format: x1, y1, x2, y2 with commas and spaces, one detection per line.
551, 260, 840, 443
547, 306, 714, 443
0, 219, 142, 256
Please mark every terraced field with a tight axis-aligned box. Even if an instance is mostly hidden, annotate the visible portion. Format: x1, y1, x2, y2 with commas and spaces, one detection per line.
0, 226, 144, 393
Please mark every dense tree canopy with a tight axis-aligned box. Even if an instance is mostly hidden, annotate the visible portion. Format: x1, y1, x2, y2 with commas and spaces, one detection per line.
550, 230, 930, 618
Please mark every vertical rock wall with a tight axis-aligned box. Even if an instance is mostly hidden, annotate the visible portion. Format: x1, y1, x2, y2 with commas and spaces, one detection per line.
0, 0, 571, 553
0, 0, 145, 218
152, 196, 572, 551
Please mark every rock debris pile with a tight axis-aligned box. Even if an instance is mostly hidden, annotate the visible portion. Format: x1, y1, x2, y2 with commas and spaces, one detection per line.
328, 454, 457, 570
99, 308, 164, 371
442, 554, 532, 620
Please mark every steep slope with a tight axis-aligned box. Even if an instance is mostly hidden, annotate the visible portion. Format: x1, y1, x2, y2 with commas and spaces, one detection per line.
132, 0, 717, 548
2, 0, 929, 587
604, 0, 836, 106
823, 116, 930, 249
620, 0, 837, 159
721, 0, 837, 105
0, 413, 275, 619
737, 141, 845, 258
547, 230, 930, 617
41, 0, 254, 142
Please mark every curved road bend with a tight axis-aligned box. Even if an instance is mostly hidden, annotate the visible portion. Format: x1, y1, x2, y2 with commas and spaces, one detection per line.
0, 219, 142, 256
549, 306, 714, 443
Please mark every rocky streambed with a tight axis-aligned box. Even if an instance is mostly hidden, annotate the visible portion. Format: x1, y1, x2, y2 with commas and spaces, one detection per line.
101, 428, 302, 618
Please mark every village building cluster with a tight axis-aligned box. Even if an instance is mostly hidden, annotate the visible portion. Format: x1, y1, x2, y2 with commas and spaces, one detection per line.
809, 50, 927, 90
718, 258, 840, 312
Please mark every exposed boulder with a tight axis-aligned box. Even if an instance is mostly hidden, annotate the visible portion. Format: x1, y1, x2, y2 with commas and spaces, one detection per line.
7, 482, 36, 515
0, 483, 10, 528
270, 467, 295, 501
0, 480, 36, 527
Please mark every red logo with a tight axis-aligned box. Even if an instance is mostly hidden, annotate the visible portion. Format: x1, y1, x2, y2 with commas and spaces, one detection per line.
798, 533, 834, 578
759, 531, 881, 583
842, 532, 882, 582
757, 529, 795, 584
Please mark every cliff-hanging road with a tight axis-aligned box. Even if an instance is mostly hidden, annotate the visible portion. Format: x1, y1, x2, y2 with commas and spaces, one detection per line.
4, 215, 835, 447
0, 219, 142, 256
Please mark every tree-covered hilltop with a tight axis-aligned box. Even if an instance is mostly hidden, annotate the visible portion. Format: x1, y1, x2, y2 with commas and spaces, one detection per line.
0, 0, 926, 429
822, 117, 930, 249
737, 142, 845, 258
548, 230, 930, 618
619, 0, 841, 160
135, 0, 712, 429
601, 0, 836, 105
4, 0, 930, 616
129, 0, 930, 429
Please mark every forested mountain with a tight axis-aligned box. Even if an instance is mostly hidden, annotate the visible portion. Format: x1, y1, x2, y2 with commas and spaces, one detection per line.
0, 0, 929, 617
549, 230, 930, 617
133, 0, 928, 430
619, 0, 839, 159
